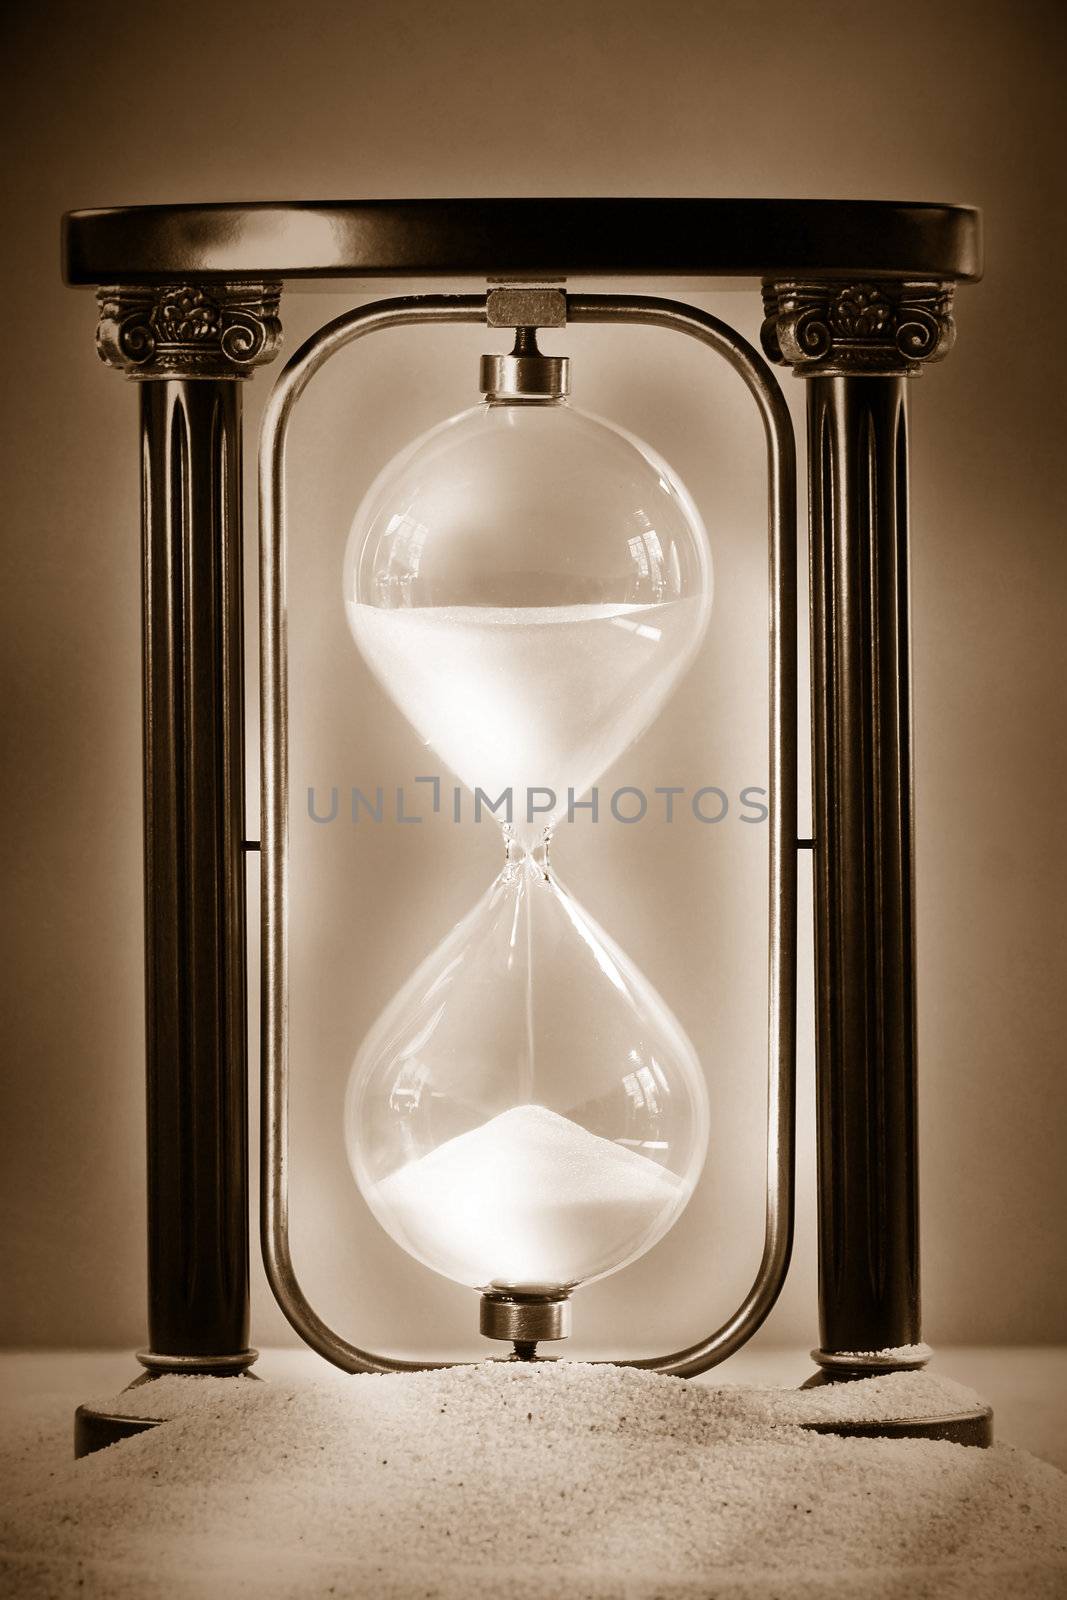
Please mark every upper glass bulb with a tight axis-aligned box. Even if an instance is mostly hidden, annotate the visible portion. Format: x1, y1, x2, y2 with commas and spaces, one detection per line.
343, 391, 713, 846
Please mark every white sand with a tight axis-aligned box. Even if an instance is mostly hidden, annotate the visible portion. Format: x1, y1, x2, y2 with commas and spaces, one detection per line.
2, 1362, 1065, 1599
346, 599, 704, 840
834, 1344, 933, 1362
370, 1104, 689, 1289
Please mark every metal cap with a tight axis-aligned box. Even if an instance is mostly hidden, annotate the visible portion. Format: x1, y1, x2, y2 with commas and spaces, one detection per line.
480, 1289, 572, 1344
480, 327, 569, 403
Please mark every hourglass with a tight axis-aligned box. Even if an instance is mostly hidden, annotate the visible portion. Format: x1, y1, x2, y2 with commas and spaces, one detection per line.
260, 286, 797, 1374
341, 326, 713, 1346
67, 198, 990, 1452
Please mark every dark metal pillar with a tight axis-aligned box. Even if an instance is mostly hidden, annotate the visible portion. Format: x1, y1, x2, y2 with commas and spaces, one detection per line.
806, 371, 919, 1358
74, 284, 281, 1455
138, 377, 252, 1368
761, 279, 962, 1371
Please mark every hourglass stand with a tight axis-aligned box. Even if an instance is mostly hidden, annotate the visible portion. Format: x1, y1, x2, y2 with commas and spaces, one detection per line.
61, 200, 990, 1453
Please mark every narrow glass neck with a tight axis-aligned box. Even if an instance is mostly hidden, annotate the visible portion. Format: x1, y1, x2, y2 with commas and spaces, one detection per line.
502, 823, 552, 877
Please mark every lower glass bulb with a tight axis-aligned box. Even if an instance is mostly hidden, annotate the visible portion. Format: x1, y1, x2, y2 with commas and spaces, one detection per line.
344, 852, 709, 1301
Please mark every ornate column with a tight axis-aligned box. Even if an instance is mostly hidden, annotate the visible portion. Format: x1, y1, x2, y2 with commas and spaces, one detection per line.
75, 283, 281, 1455
761, 280, 955, 1374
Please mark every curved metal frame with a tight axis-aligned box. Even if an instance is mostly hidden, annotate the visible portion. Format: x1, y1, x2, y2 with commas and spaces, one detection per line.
259, 292, 798, 1377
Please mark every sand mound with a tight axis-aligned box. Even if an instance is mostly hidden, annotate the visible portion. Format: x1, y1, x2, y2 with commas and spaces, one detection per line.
2, 1362, 1064, 1599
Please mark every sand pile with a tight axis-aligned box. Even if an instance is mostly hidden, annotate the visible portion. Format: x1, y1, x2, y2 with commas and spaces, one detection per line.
372, 1105, 689, 1287
2, 1362, 1065, 1599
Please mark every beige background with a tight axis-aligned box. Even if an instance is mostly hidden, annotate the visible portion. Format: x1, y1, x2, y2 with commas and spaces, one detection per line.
1, 0, 1063, 1358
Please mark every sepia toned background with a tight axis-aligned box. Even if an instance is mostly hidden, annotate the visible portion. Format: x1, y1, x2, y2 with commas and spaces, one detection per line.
1, 0, 1063, 1361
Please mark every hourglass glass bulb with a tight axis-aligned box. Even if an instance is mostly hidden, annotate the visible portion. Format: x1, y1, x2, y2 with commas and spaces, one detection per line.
342, 335, 713, 1345
343, 335, 713, 848
346, 842, 709, 1272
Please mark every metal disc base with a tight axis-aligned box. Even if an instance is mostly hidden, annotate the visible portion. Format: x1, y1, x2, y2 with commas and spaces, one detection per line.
800, 1408, 994, 1446
800, 1354, 994, 1447
74, 1403, 165, 1458
73, 1354, 260, 1458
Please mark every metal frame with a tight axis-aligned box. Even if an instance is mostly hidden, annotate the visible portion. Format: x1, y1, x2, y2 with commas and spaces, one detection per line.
64, 198, 982, 284
259, 292, 798, 1377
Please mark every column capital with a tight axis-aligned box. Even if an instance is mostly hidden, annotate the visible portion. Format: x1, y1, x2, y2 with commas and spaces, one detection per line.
96, 281, 282, 379
760, 278, 955, 377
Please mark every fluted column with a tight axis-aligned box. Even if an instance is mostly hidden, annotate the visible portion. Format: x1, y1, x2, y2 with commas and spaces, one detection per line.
762, 279, 955, 1372
96, 284, 281, 1372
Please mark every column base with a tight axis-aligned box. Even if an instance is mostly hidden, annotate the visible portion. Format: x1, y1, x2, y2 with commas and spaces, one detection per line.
135, 1347, 259, 1375
73, 1351, 259, 1458
806, 1345, 932, 1377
